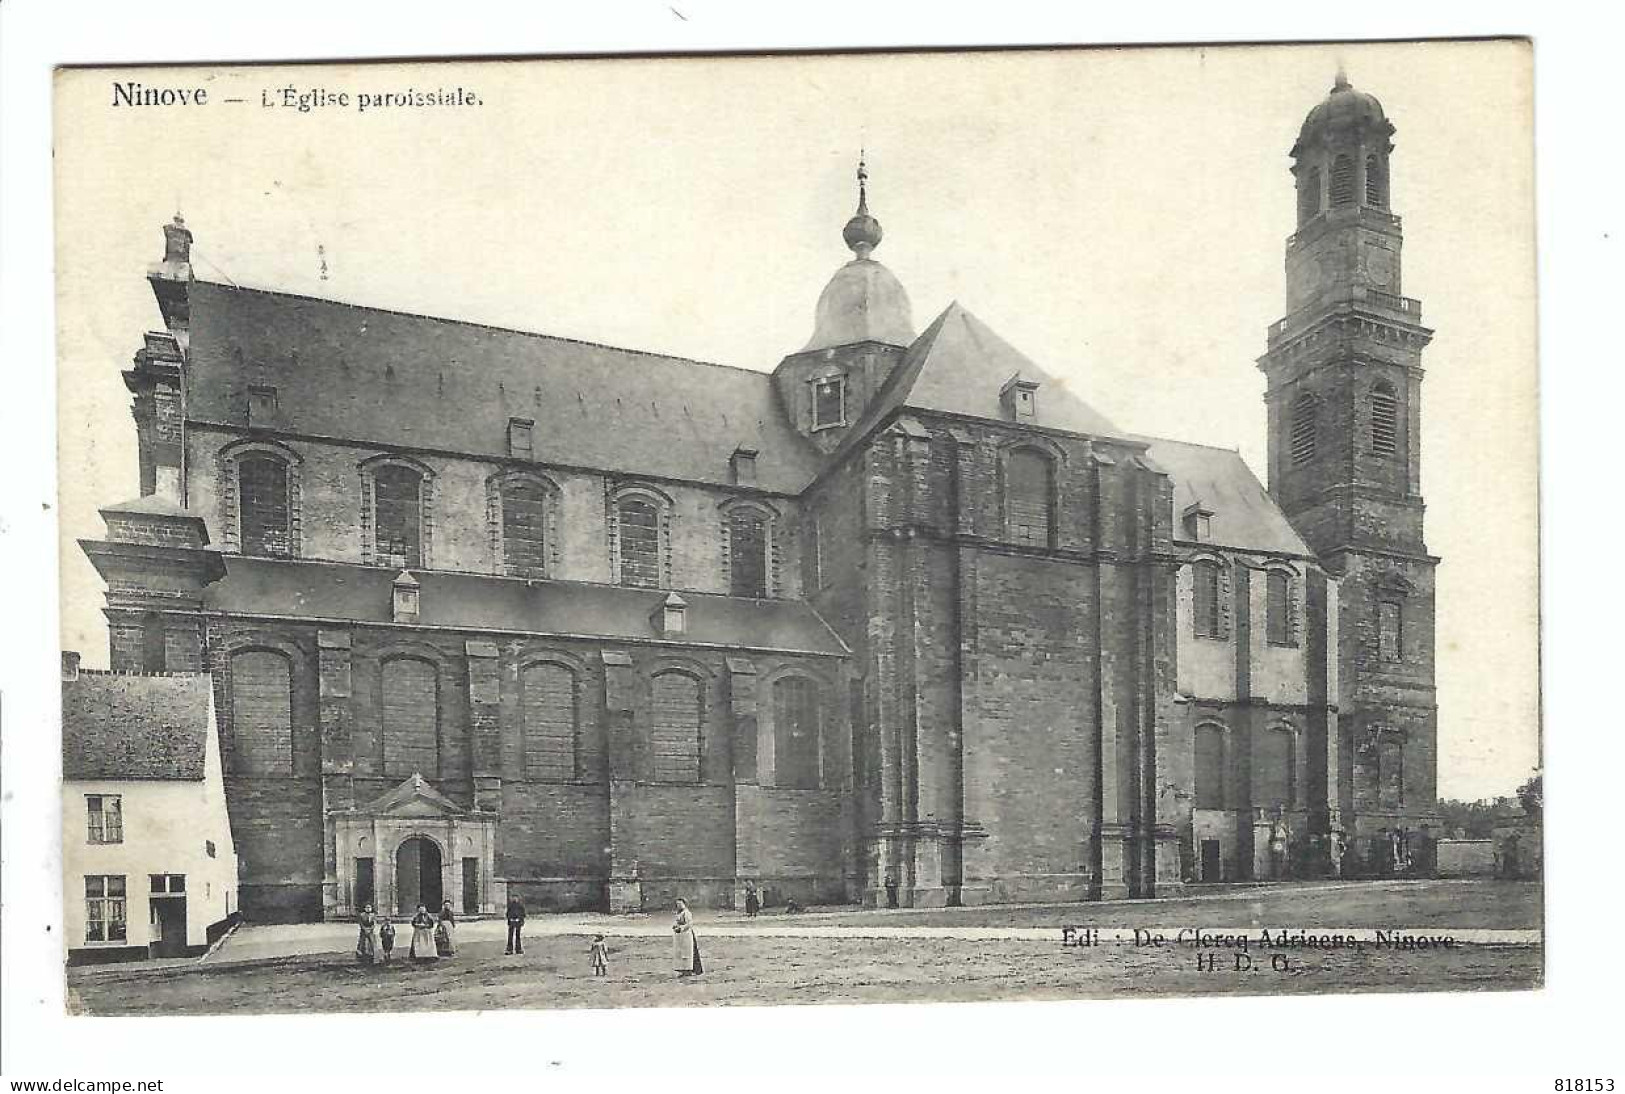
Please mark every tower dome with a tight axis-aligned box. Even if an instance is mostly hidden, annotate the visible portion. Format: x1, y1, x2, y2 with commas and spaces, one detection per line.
1292, 70, 1393, 156
804, 156, 915, 352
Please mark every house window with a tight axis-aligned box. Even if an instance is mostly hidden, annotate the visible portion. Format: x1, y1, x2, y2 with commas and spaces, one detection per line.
1371, 382, 1399, 457
500, 476, 551, 579
1266, 570, 1295, 646
86, 795, 123, 844
521, 662, 579, 782
1290, 394, 1318, 465
84, 876, 127, 943
238, 456, 292, 557
1330, 154, 1356, 206
616, 496, 662, 588
1378, 600, 1404, 662
206, 839, 217, 859
729, 509, 770, 598
773, 677, 821, 790
149, 874, 186, 894
374, 464, 424, 568
650, 671, 703, 783
812, 375, 846, 430
1005, 448, 1054, 548
1365, 154, 1388, 208
382, 657, 440, 776
1193, 560, 1223, 638
1194, 724, 1225, 810
1297, 166, 1321, 226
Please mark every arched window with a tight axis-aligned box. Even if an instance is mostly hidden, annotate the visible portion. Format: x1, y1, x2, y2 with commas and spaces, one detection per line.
773, 677, 821, 789
500, 476, 552, 579
1259, 726, 1297, 808
521, 662, 578, 781
373, 465, 426, 568
1005, 447, 1054, 548
238, 456, 293, 558
1329, 154, 1356, 206
230, 649, 293, 775
1265, 569, 1296, 646
1297, 166, 1321, 226
381, 658, 439, 776
728, 508, 770, 598
650, 671, 702, 783
1193, 559, 1223, 639
1371, 382, 1399, 457
615, 495, 663, 588
1290, 393, 1318, 465
1365, 154, 1388, 208
1194, 724, 1226, 810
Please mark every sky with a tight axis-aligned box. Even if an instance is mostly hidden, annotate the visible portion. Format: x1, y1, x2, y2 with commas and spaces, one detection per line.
52, 41, 1538, 801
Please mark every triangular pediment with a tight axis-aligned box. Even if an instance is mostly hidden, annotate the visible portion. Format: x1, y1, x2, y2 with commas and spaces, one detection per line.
359, 773, 465, 817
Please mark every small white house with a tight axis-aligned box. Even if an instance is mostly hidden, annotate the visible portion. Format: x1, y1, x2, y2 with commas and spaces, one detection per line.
61, 653, 240, 964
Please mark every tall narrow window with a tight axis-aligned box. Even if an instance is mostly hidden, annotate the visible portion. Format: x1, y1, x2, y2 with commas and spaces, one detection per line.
238, 456, 292, 557
1371, 382, 1399, 457
1297, 166, 1321, 226
812, 375, 846, 430
84, 876, 127, 943
1378, 734, 1405, 809
1378, 601, 1404, 663
521, 662, 579, 781
86, 795, 123, 844
617, 496, 661, 588
1006, 448, 1054, 548
650, 671, 702, 783
1290, 394, 1318, 465
729, 509, 770, 598
1266, 570, 1294, 646
382, 658, 439, 776
1194, 725, 1225, 810
230, 649, 294, 775
1193, 560, 1222, 638
374, 465, 424, 568
501, 477, 550, 578
1330, 154, 1356, 205
1365, 154, 1388, 208
773, 677, 821, 789
803, 515, 823, 592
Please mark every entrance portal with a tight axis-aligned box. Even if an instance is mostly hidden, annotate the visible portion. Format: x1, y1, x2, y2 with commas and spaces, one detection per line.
395, 836, 443, 915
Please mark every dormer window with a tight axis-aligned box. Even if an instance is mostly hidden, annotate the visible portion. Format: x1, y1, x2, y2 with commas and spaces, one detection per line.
508, 417, 534, 460
392, 570, 421, 623
248, 384, 279, 426
730, 447, 758, 486
1000, 374, 1040, 421
1182, 502, 1214, 542
653, 592, 688, 636
812, 374, 846, 431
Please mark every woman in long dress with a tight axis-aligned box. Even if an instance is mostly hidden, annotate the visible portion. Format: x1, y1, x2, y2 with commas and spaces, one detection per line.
355, 904, 378, 965
435, 899, 457, 957
672, 899, 703, 977
409, 904, 438, 962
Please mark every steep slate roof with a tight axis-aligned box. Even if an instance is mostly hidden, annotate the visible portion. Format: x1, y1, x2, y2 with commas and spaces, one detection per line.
205, 556, 848, 656
868, 303, 1125, 439
184, 281, 823, 494
62, 672, 213, 781
1135, 436, 1316, 558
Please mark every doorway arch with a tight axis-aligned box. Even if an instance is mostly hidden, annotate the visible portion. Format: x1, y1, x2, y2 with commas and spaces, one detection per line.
395, 835, 443, 915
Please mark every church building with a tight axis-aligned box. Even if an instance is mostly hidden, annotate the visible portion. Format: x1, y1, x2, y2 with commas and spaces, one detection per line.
80, 75, 1439, 921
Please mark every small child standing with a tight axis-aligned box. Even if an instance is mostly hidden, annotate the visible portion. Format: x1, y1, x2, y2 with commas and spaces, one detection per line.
379, 917, 396, 965
590, 933, 609, 977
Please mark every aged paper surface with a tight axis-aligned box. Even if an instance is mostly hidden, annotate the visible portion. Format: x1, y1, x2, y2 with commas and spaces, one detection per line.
50, 42, 1538, 1018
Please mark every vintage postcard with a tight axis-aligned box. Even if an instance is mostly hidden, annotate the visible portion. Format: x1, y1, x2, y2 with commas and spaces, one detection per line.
52, 41, 1540, 1016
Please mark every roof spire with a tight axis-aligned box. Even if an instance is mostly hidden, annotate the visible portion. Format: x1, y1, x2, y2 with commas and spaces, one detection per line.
1333, 62, 1350, 92
842, 149, 883, 259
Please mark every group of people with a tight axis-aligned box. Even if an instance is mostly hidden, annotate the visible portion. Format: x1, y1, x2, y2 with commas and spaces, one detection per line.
353, 895, 704, 978
354, 899, 458, 966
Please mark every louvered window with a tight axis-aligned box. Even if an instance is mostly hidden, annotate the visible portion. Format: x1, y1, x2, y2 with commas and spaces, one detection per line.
1330, 155, 1356, 205
374, 465, 423, 568
1371, 383, 1399, 456
1006, 448, 1054, 548
1297, 166, 1321, 226
651, 672, 702, 783
813, 376, 846, 430
239, 456, 292, 557
522, 662, 578, 781
1365, 154, 1388, 208
617, 497, 661, 588
1290, 394, 1318, 465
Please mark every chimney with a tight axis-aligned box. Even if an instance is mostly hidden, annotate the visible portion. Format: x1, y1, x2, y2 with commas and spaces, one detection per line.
61, 651, 82, 681
162, 213, 193, 264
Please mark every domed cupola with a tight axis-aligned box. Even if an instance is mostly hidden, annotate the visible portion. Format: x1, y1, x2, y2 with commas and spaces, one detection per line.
804, 156, 915, 352
1290, 69, 1397, 228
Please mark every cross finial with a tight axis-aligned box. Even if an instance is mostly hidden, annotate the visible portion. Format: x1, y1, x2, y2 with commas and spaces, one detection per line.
856, 149, 869, 214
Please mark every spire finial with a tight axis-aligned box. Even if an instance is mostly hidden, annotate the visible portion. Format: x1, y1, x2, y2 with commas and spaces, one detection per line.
1333, 63, 1350, 91
842, 149, 883, 259
857, 149, 869, 214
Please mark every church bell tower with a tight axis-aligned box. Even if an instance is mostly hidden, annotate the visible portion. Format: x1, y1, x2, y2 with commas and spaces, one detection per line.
1258, 72, 1441, 865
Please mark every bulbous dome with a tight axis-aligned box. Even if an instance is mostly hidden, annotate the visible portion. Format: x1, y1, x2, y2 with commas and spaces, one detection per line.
804, 257, 915, 351
1294, 72, 1392, 154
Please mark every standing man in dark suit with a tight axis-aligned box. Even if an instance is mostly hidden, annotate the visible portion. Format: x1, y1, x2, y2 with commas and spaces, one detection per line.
505, 893, 527, 955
